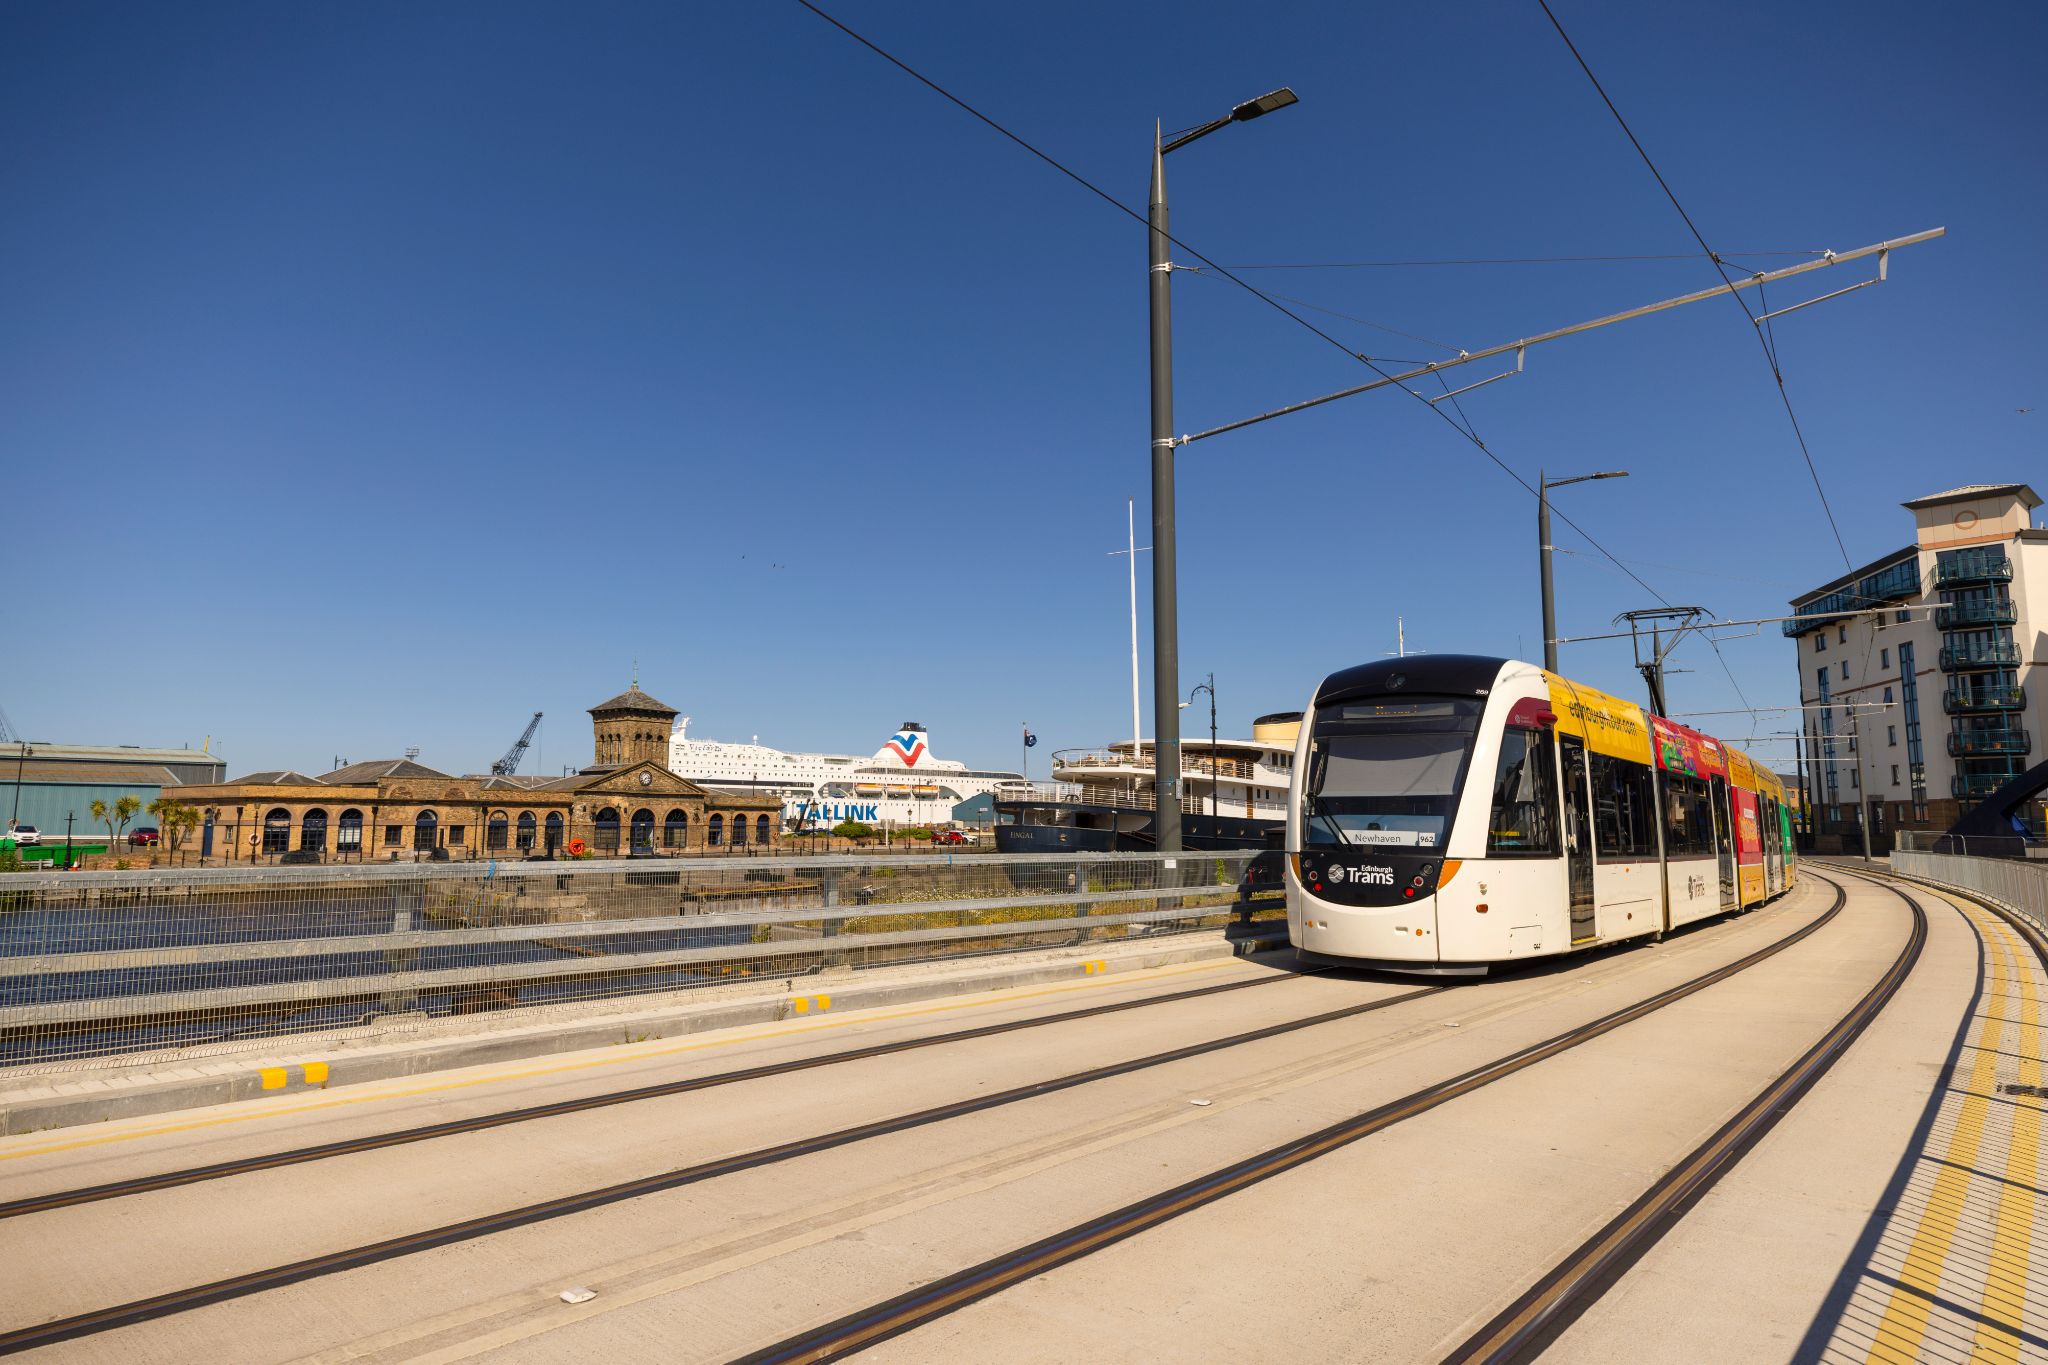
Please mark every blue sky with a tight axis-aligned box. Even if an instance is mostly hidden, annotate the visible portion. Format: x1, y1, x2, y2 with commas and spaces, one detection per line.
3, 1, 2041, 779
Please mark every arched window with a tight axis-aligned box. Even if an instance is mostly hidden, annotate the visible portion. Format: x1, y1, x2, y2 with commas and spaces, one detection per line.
338, 809, 363, 853
414, 810, 438, 850
664, 809, 688, 849
517, 812, 536, 851
487, 811, 509, 850
731, 811, 748, 846
630, 808, 655, 854
594, 807, 620, 853
301, 808, 329, 853
545, 812, 564, 852
263, 808, 292, 854
707, 814, 724, 847
756, 814, 772, 845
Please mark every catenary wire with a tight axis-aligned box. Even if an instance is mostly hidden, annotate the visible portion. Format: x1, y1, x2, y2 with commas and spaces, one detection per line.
1535, 0, 1852, 571
789, 0, 1682, 617
798, 0, 1788, 721
1224, 250, 1828, 269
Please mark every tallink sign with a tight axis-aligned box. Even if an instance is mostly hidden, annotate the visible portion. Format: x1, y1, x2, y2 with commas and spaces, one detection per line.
788, 801, 881, 824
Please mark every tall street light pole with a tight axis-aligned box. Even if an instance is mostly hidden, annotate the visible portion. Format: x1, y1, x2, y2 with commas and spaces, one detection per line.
1150, 87, 1297, 854
1538, 469, 1629, 672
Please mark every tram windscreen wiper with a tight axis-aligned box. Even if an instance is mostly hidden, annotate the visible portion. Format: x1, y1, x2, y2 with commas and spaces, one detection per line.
1304, 747, 1349, 847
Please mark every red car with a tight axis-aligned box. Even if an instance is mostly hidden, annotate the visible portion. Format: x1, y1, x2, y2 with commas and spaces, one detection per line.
931, 830, 977, 845
129, 827, 160, 846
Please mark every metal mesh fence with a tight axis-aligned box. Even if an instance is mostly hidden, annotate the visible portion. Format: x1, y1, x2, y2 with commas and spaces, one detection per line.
1890, 850, 2048, 939
0, 851, 1280, 1075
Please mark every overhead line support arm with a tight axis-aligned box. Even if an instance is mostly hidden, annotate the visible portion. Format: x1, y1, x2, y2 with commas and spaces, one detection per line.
1176, 227, 1944, 447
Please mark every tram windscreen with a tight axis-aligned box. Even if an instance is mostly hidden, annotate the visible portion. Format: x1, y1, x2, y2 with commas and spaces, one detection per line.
1303, 697, 1481, 849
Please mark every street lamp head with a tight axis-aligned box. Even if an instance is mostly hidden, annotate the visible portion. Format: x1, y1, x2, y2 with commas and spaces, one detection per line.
1232, 88, 1299, 122
1588, 470, 1630, 481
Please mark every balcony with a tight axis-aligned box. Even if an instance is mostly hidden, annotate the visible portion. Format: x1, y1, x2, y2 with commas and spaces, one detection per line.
1952, 771, 2023, 801
1935, 599, 2017, 629
1934, 552, 2014, 588
1943, 686, 2026, 714
1940, 642, 2022, 670
1946, 728, 2030, 758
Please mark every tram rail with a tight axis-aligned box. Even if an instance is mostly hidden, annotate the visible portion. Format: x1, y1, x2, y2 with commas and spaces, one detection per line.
730, 872, 1853, 1365
0, 873, 1850, 1358
1439, 863, 1927, 1362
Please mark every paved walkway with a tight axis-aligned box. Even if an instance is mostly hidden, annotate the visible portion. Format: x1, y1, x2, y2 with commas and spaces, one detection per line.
1811, 889, 2046, 1365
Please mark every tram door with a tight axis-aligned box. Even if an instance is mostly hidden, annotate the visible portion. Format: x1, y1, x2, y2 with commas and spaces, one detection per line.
1710, 774, 1737, 910
1560, 737, 1596, 941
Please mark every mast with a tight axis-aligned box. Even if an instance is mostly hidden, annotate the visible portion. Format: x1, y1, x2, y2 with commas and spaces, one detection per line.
1128, 498, 1142, 754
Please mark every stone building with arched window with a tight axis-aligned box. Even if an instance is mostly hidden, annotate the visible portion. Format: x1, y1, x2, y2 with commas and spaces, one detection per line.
168, 683, 778, 862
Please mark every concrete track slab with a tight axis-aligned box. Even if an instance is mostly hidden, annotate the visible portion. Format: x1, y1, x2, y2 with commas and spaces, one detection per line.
1550, 874, 2047, 1365
0, 879, 1868, 1364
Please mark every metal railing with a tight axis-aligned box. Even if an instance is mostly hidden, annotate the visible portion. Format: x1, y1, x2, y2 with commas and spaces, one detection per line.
1946, 728, 2030, 758
1951, 772, 2027, 800
1932, 553, 2013, 588
1890, 849, 2048, 938
1934, 600, 2018, 629
1939, 642, 2022, 670
1943, 686, 2025, 714
0, 851, 1278, 1075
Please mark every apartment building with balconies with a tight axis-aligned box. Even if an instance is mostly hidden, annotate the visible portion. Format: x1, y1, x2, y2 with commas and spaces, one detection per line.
1788, 483, 2047, 852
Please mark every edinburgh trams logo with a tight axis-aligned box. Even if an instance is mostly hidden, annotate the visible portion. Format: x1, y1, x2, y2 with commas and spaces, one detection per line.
886, 731, 928, 767
1328, 863, 1396, 886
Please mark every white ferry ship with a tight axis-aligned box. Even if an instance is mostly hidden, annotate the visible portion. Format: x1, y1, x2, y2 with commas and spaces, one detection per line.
668, 720, 1033, 828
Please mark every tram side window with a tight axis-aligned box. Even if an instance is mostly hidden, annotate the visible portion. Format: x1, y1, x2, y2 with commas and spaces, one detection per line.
1663, 773, 1706, 856
1486, 727, 1558, 856
1590, 753, 1658, 861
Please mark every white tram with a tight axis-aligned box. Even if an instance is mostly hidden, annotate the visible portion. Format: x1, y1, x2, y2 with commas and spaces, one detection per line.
1286, 655, 1796, 973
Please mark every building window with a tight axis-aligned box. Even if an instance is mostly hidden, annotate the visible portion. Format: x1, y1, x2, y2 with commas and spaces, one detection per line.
545, 812, 564, 851
385, 823, 401, 847
1887, 725, 1897, 746
1880, 647, 1890, 669
517, 812, 536, 850
1838, 625, 1847, 644
1840, 661, 1849, 681
263, 808, 292, 855
1883, 686, 1893, 703
757, 814, 772, 845
301, 809, 328, 853
414, 811, 438, 850
487, 812, 509, 850
1816, 634, 1827, 653
338, 809, 363, 851
1891, 764, 1900, 786
594, 807, 620, 853
1850, 770, 1859, 789
1896, 609, 1911, 624
448, 825, 466, 846
732, 813, 749, 846
630, 808, 655, 854
708, 813, 724, 847
664, 810, 688, 848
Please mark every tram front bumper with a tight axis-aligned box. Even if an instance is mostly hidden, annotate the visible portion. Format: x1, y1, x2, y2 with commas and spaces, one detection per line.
1292, 891, 1442, 964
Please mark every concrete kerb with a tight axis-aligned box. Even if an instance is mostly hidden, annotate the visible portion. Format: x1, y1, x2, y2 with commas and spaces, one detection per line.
0, 927, 1288, 1137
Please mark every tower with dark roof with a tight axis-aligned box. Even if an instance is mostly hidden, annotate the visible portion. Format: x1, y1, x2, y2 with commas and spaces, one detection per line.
588, 683, 679, 769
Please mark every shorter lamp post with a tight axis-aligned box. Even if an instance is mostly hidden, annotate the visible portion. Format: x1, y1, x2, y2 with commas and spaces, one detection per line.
1180, 673, 1217, 819
1538, 470, 1629, 671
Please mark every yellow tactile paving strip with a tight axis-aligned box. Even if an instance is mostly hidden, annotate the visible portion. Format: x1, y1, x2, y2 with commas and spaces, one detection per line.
1817, 892, 2047, 1364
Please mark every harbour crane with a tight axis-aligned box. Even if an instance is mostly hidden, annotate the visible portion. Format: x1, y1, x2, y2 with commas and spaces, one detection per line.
491, 712, 543, 777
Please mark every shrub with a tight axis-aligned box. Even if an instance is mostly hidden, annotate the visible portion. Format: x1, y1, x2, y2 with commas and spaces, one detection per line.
832, 821, 876, 841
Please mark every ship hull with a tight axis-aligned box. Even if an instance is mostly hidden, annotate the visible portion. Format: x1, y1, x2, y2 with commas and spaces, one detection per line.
993, 801, 1278, 854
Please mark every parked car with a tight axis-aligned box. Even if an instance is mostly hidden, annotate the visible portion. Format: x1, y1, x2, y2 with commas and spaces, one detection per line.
931, 829, 979, 845
278, 848, 322, 865
129, 827, 160, 846
5, 825, 39, 847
